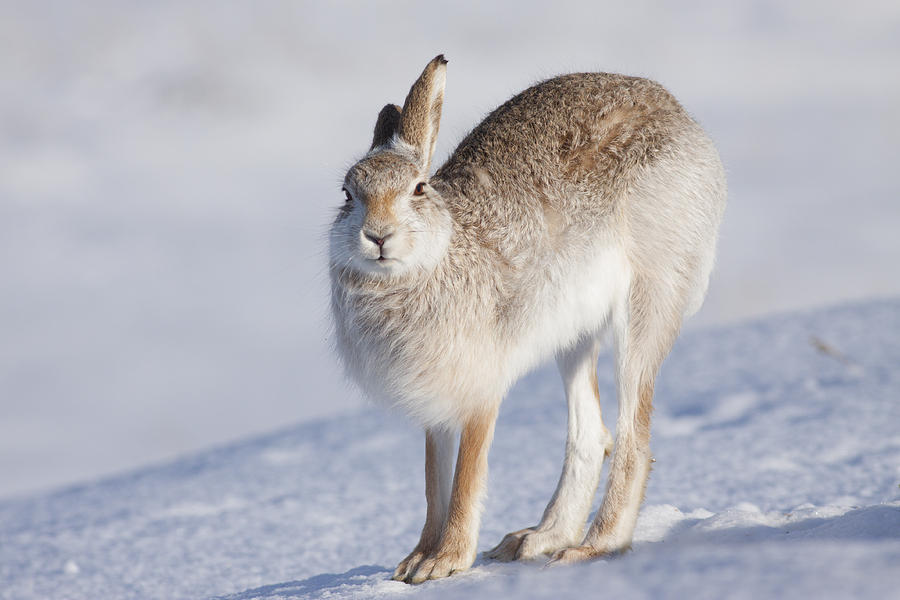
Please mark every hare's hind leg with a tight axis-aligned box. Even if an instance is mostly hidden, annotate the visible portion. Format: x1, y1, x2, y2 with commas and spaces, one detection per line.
392, 426, 455, 581
487, 334, 613, 562
551, 276, 682, 563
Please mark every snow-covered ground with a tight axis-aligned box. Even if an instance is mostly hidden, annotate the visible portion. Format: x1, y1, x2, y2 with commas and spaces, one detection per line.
2, 1, 900, 500
2, 299, 898, 599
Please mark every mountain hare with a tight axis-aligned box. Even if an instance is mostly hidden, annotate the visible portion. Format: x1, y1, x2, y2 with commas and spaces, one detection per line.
330, 55, 725, 583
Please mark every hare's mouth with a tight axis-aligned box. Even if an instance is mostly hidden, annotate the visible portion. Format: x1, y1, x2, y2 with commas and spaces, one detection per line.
364, 255, 398, 268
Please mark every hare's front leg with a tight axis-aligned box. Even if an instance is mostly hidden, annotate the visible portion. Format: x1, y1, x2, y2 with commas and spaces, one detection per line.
405, 408, 498, 584
487, 335, 612, 562
392, 427, 455, 581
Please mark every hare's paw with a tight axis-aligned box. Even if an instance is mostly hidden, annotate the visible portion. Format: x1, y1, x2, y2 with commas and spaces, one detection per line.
486, 527, 576, 562
547, 544, 606, 566
407, 546, 475, 584
391, 548, 429, 582
485, 528, 533, 561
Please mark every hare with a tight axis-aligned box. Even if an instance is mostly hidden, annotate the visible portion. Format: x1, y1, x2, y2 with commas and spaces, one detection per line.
329, 55, 725, 583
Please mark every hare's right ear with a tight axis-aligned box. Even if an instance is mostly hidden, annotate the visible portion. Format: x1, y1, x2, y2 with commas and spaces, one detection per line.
398, 54, 448, 173
371, 104, 402, 150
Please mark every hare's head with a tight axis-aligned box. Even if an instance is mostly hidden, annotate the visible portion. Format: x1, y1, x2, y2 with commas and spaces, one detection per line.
330, 55, 452, 279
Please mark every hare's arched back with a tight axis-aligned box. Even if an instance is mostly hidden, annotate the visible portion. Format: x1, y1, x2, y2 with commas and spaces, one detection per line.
329, 55, 726, 583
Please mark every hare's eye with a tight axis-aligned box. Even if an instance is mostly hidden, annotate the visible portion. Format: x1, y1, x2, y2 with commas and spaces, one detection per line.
343, 188, 352, 203
414, 182, 426, 196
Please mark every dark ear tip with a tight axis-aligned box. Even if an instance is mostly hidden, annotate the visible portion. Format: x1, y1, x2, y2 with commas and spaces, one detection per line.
372, 103, 402, 149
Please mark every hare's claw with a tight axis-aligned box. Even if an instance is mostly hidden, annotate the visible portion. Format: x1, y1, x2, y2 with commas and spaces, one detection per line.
406, 548, 471, 584
392, 548, 428, 582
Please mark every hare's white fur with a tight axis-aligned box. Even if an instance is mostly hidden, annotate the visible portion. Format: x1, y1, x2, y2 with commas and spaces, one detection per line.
329, 55, 726, 582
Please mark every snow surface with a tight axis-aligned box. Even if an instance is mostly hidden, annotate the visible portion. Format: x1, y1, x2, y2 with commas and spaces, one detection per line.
3, 0, 900, 499
2, 299, 898, 599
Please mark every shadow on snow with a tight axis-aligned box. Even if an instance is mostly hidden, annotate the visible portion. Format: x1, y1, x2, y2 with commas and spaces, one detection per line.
216, 503, 899, 598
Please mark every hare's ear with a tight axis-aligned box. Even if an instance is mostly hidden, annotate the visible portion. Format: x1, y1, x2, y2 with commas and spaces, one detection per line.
371, 104, 402, 150
398, 54, 448, 172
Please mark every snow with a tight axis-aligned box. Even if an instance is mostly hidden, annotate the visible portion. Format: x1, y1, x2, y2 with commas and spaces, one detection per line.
3, 0, 900, 500
2, 298, 898, 599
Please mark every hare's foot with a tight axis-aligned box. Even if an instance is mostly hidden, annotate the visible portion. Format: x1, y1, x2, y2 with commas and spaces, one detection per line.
485, 528, 533, 561
392, 546, 431, 582
547, 543, 623, 566
406, 543, 475, 584
486, 527, 576, 562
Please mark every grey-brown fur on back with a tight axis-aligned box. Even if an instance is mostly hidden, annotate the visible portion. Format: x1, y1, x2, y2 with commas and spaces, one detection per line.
439, 73, 684, 209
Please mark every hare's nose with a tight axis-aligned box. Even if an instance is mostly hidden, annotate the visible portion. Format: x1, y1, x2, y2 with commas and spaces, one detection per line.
364, 231, 392, 247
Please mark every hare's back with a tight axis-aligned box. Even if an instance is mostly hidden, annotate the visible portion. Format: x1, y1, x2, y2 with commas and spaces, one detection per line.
433, 72, 722, 325
436, 72, 693, 202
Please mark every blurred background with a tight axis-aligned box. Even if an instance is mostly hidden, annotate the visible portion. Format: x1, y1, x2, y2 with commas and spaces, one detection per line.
1, 0, 898, 499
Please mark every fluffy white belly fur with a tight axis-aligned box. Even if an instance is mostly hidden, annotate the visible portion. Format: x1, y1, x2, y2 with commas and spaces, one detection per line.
389, 242, 631, 428
508, 242, 631, 382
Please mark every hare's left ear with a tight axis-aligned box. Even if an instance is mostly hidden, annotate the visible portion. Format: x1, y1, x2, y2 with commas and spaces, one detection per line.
371, 104, 402, 150
398, 54, 448, 173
